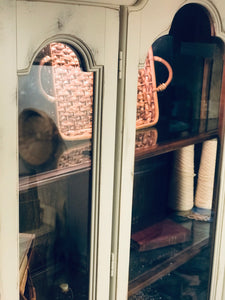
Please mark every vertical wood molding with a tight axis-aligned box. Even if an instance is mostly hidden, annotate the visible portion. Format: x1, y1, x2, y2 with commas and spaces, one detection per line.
210, 57, 225, 298
0, 1, 18, 300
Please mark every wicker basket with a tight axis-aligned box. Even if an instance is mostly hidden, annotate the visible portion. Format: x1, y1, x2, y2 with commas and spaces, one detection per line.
39, 43, 172, 140
135, 127, 158, 151
57, 142, 91, 169
39, 42, 93, 141
136, 47, 173, 129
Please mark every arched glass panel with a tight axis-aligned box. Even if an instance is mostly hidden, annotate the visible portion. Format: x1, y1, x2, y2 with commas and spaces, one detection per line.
19, 42, 94, 299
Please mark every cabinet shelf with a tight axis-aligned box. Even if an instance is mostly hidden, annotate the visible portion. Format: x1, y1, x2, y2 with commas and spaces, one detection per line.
19, 162, 91, 192
135, 128, 218, 161
128, 220, 210, 297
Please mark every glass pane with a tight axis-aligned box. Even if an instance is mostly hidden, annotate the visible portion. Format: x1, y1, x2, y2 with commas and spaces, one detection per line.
152, 38, 224, 141
129, 142, 217, 299
128, 4, 223, 299
19, 42, 94, 299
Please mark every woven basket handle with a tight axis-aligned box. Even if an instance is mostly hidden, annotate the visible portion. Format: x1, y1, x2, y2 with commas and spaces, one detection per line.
39, 53, 173, 102
39, 56, 56, 102
153, 56, 173, 92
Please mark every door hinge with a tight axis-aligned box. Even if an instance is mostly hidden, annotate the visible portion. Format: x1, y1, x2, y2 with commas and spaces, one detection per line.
118, 51, 123, 80
110, 252, 116, 277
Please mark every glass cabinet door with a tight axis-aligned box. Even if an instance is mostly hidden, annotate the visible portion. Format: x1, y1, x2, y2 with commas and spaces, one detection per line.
19, 42, 94, 300
111, 2, 225, 300
17, 2, 119, 299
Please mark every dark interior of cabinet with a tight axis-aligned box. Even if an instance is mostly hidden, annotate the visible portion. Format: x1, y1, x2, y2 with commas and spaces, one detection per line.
132, 143, 203, 233
20, 170, 91, 300
149, 4, 224, 145
129, 3, 225, 298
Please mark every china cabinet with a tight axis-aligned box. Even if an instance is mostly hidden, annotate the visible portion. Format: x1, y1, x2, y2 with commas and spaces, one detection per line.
1, 1, 225, 300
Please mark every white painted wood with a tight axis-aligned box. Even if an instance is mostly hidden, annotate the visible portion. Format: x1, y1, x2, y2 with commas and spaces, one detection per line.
17, 2, 119, 300
94, 7, 119, 300
113, 9, 141, 300
210, 165, 225, 300
17, 2, 118, 70
17, 0, 137, 7
0, 1, 18, 300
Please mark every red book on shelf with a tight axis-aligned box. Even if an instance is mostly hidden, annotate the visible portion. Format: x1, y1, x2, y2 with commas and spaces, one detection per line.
131, 219, 191, 252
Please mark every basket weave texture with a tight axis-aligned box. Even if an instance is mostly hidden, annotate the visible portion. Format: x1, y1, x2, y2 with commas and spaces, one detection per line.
39, 42, 93, 141
136, 48, 159, 129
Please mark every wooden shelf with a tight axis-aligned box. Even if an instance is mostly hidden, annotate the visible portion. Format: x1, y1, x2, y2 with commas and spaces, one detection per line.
135, 129, 218, 161
19, 162, 91, 192
128, 220, 210, 297
19, 126, 219, 191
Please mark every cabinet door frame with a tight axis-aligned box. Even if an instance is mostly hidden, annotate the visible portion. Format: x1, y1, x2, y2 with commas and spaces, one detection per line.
19, 0, 137, 6
0, 1, 18, 300
0, 1, 119, 299
110, 1, 225, 300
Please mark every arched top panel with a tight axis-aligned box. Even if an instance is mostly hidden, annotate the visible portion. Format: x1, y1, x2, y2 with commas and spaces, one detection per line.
18, 35, 99, 76
134, 1, 225, 147
18, 39, 100, 156
16, 1, 120, 73
128, 0, 225, 66
169, 3, 214, 42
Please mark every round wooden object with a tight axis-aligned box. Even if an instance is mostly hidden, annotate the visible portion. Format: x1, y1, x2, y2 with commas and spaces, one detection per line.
19, 109, 59, 166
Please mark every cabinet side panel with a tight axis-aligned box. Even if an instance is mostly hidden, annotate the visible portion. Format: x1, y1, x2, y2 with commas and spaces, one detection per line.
0, 1, 18, 300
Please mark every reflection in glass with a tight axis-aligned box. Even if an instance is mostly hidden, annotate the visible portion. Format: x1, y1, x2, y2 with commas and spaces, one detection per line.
19, 43, 93, 299
19, 42, 93, 175
39, 43, 93, 140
